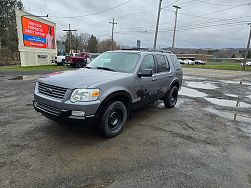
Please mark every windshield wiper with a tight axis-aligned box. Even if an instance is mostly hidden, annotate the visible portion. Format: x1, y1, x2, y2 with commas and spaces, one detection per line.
96, 67, 114, 72
85, 66, 92, 69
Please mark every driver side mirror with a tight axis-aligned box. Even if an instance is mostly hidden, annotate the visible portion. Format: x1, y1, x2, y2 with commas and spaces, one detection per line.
138, 69, 153, 78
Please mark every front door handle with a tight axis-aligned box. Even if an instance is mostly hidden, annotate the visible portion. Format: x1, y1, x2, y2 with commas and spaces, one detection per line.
169, 74, 174, 77
152, 76, 157, 81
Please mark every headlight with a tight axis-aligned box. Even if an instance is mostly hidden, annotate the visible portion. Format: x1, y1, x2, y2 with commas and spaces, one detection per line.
70, 89, 100, 103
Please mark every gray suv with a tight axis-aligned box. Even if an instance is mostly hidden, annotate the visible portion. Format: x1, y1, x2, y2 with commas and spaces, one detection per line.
33, 50, 183, 137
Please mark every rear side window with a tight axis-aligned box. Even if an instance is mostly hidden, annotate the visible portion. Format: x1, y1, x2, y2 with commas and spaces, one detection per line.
140, 55, 156, 73
170, 55, 182, 70
156, 55, 168, 73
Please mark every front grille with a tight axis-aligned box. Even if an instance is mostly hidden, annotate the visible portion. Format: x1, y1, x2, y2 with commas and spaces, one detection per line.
35, 101, 61, 116
38, 82, 67, 99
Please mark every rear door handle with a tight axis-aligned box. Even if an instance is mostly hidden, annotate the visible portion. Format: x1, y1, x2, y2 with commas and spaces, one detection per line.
169, 74, 174, 77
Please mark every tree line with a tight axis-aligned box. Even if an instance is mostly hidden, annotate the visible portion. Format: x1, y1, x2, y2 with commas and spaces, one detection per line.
59, 33, 119, 54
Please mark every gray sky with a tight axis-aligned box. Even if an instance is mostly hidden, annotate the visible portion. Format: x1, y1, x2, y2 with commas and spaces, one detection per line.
22, 0, 251, 49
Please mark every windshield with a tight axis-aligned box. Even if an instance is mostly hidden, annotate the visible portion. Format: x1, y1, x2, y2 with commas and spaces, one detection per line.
87, 52, 140, 73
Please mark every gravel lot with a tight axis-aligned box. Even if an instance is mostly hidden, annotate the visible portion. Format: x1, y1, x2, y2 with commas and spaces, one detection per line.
0, 68, 251, 188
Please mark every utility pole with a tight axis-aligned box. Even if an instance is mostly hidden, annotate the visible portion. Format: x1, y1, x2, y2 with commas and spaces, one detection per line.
153, 0, 162, 49
243, 23, 251, 70
63, 24, 77, 53
172, 5, 181, 51
109, 19, 117, 50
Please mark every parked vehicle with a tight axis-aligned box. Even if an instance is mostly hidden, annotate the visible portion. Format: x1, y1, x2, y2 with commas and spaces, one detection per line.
194, 60, 205, 65
241, 62, 251, 66
66, 52, 90, 68
178, 59, 185, 64
55, 55, 66, 66
184, 59, 195, 65
33, 50, 183, 138
53, 51, 67, 66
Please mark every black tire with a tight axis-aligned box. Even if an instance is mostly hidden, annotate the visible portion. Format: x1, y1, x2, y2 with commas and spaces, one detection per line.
62, 59, 66, 66
81, 61, 86, 68
99, 101, 127, 138
76, 61, 82, 68
164, 86, 178, 108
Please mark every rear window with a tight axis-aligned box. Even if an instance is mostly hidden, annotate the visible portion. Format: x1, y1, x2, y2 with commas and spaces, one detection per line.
170, 55, 182, 70
156, 55, 168, 73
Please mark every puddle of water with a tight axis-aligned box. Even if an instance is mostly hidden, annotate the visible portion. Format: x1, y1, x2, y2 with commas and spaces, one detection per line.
239, 127, 251, 137
8, 75, 40, 81
185, 81, 218, 90
204, 107, 251, 124
219, 80, 251, 86
225, 94, 239, 98
205, 98, 251, 108
183, 76, 207, 80
180, 87, 207, 98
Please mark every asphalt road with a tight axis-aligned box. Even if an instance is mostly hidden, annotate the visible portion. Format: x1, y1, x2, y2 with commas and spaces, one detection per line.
0, 68, 251, 188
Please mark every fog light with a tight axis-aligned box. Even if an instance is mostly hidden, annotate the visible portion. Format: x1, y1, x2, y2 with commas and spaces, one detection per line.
72, 111, 85, 117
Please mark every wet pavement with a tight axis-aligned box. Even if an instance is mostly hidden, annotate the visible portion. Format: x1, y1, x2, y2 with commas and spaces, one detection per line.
0, 68, 251, 187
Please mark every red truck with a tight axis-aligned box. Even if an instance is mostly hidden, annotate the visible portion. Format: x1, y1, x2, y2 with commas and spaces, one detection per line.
66, 52, 90, 68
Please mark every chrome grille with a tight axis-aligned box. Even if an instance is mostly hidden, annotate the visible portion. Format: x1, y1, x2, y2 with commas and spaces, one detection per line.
35, 101, 61, 116
38, 82, 67, 99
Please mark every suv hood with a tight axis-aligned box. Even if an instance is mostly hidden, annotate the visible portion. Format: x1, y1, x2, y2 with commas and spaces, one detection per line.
38, 68, 131, 89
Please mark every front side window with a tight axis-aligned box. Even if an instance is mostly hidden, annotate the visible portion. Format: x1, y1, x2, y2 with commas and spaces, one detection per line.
87, 52, 140, 73
140, 55, 156, 73
156, 55, 168, 73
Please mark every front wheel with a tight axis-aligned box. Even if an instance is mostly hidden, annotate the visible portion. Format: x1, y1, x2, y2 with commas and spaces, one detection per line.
99, 101, 127, 138
164, 86, 178, 108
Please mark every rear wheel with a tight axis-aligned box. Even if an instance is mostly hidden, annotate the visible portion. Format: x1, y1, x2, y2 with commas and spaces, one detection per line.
164, 86, 178, 108
99, 101, 127, 138
62, 59, 66, 66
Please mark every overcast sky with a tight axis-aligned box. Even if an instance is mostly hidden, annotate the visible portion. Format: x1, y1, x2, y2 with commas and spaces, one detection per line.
21, 0, 251, 49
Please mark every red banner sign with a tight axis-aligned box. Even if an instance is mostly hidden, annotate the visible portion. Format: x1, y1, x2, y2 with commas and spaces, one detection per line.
22, 17, 55, 49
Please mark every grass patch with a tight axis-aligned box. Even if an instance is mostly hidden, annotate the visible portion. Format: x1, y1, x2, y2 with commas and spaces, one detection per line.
0, 65, 70, 72
183, 62, 251, 71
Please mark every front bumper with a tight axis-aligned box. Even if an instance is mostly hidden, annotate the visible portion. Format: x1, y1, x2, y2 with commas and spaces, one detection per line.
33, 99, 99, 121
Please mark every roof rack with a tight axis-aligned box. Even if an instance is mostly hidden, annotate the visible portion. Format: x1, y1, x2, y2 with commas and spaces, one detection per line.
120, 48, 173, 54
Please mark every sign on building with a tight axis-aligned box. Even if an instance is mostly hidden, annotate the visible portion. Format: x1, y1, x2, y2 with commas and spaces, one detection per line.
16, 9, 57, 66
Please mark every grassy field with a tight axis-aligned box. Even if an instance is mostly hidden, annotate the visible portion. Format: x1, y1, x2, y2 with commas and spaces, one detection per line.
0, 65, 70, 72
0, 62, 250, 72
182, 61, 251, 71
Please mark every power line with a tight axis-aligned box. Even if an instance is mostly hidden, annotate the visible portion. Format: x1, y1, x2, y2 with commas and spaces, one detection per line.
166, 20, 251, 32
158, 16, 251, 31
51, 0, 134, 18
172, 3, 251, 24
197, 0, 251, 7
115, 2, 250, 32
118, 19, 251, 35
88, 8, 162, 27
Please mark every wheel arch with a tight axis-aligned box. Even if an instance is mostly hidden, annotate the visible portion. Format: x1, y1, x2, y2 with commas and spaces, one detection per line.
96, 90, 133, 118
170, 79, 181, 90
